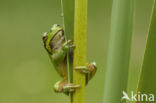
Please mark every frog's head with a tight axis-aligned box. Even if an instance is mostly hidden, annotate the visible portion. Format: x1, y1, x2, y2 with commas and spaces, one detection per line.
42, 24, 65, 54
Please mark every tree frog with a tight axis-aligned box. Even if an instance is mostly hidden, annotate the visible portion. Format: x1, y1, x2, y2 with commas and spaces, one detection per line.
42, 24, 97, 94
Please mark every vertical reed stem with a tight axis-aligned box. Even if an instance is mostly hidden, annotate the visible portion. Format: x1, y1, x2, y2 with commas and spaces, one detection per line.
72, 0, 88, 103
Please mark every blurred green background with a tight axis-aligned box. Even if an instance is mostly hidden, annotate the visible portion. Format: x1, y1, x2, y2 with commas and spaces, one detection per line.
0, 0, 154, 103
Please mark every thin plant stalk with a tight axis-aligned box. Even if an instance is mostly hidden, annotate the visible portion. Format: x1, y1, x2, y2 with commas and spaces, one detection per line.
61, 0, 75, 102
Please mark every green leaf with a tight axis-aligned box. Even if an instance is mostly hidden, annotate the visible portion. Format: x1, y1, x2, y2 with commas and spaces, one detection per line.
61, 0, 74, 40
61, 0, 75, 83
61, 0, 75, 102
137, 0, 156, 102
103, 0, 134, 103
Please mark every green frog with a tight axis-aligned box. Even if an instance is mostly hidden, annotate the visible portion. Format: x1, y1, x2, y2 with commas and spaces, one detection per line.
42, 24, 97, 94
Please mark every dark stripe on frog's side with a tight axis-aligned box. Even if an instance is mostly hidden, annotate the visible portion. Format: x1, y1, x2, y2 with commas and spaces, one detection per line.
43, 32, 52, 55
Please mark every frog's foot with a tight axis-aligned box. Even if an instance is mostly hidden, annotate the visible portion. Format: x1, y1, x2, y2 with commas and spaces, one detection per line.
75, 66, 89, 74
62, 40, 75, 51
63, 83, 80, 93
75, 62, 97, 74
54, 80, 80, 94
75, 62, 97, 84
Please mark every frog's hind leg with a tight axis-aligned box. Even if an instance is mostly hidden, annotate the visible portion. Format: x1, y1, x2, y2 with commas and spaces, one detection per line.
62, 83, 80, 93
75, 62, 97, 84
54, 79, 67, 93
53, 79, 80, 94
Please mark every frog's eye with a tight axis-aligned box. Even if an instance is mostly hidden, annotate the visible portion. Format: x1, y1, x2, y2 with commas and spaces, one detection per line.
42, 32, 48, 42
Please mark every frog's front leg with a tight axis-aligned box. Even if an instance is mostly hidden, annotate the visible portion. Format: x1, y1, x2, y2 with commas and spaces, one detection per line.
75, 62, 97, 84
52, 40, 74, 62
62, 40, 75, 51
54, 79, 80, 94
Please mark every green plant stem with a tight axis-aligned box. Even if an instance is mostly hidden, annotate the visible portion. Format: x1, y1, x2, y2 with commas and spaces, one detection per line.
61, 0, 74, 102
103, 0, 134, 103
137, 0, 156, 102
61, 0, 74, 83
72, 0, 88, 103
61, 0, 74, 40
